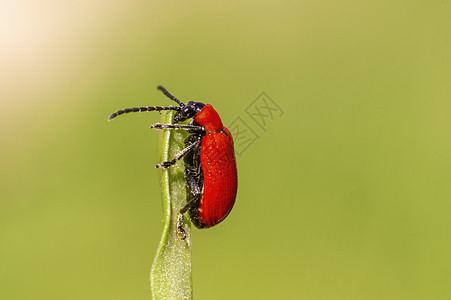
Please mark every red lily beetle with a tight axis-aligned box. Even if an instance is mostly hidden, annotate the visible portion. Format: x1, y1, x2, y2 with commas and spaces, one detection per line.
109, 86, 238, 239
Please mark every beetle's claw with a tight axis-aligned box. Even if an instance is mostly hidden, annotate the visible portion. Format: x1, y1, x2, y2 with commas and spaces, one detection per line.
155, 161, 174, 169
150, 123, 163, 129
177, 214, 187, 240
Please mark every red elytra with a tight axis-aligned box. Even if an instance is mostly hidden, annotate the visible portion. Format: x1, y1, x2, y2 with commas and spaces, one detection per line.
108, 86, 237, 239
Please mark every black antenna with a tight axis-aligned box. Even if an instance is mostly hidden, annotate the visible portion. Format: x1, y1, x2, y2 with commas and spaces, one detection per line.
157, 85, 185, 106
108, 86, 185, 121
108, 105, 181, 121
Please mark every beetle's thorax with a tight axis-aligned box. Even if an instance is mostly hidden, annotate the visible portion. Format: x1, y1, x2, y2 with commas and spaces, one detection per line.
194, 104, 223, 133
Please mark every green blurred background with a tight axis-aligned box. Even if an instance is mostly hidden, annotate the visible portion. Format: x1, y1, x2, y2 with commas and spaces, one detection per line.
1, 0, 451, 299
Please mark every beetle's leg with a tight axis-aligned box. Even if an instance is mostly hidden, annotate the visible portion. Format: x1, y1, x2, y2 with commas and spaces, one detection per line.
180, 197, 199, 214
176, 196, 201, 240
176, 214, 187, 240
156, 137, 202, 169
150, 123, 204, 132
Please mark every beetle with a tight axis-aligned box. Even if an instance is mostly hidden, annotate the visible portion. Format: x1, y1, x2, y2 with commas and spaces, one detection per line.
108, 86, 238, 239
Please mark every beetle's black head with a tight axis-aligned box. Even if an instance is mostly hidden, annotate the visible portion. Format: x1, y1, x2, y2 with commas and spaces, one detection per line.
175, 101, 205, 123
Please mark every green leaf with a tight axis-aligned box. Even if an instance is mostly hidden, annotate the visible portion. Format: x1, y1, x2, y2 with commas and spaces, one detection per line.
150, 111, 193, 300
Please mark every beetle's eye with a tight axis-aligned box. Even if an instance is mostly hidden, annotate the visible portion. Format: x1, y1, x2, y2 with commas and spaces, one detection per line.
181, 105, 195, 118
174, 104, 195, 123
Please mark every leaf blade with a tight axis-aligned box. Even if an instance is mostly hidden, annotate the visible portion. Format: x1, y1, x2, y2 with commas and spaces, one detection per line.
150, 111, 192, 300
